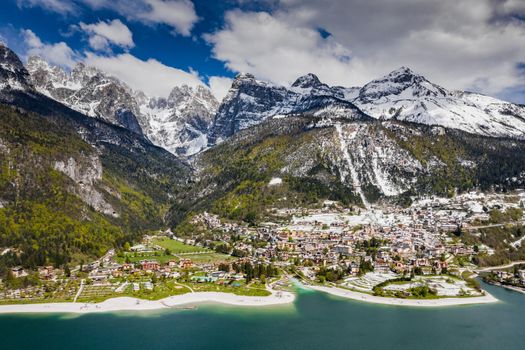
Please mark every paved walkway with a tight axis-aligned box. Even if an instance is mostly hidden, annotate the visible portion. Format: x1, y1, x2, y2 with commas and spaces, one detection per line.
73, 279, 85, 302
476, 261, 525, 272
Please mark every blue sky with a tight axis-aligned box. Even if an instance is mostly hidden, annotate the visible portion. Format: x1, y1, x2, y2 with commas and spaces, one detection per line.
1, 0, 525, 103
0, 1, 239, 79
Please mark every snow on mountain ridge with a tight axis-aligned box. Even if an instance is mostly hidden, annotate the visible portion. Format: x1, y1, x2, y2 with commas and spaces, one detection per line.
353, 67, 525, 138
24, 55, 219, 157
208, 72, 367, 145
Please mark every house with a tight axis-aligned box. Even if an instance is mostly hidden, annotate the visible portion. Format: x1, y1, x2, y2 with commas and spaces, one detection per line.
333, 245, 353, 256
141, 260, 160, 272
373, 260, 390, 274
130, 244, 148, 252
348, 262, 360, 276
38, 266, 55, 279
179, 259, 193, 269
11, 266, 28, 278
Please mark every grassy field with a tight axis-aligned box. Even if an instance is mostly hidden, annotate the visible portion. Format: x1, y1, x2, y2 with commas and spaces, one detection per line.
76, 280, 269, 302
182, 253, 234, 264
115, 252, 176, 264
153, 237, 210, 253
189, 282, 270, 296
115, 238, 232, 265
116, 251, 233, 265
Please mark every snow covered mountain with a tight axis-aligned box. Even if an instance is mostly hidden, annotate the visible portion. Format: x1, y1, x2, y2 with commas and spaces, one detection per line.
25, 55, 219, 157
208, 67, 525, 146
0, 43, 32, 92
138, 85, 218, 157
353, 67, 525, 139
27, 56, 144, 135
13, 44, 525, 159
207, 73, 364, 144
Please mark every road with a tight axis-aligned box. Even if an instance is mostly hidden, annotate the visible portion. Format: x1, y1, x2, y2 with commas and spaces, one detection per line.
467, 220, 525, 231
476, 261, 525, 272
73, 279, 85, 302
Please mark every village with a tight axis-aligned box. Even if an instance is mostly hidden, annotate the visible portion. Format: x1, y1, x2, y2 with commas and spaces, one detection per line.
1, 190, 525, 303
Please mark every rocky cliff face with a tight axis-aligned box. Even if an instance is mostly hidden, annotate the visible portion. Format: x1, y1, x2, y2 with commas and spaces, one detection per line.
208, 67, 525, 147
139, 85, 219, 156
27, 56, 144, 135
207, 73, 364, 145
0, 43, 32, 92
25, 55, 219, 157
54, 155, 117, 217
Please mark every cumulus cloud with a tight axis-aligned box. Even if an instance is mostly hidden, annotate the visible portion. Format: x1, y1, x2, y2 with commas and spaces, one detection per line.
79, 19, 134, 51
22, 29, 78, 68
206, 1, 525, 102
16, 0, 78, 14
18, 27, 210, 98
204, 11, 361, 87
82, 0, 199, 36
208, 76, 233, 101
84, 52, 204, 97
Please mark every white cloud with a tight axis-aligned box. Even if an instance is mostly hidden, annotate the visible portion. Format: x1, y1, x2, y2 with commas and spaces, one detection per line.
79, 19, 134, 51
82, 0, 199, 36
206, 1, 525, 102
22, 29, 78, 68
84, 52, 204, 97
204, 11, 361, 87
18, 28, 208, 98
208, 76, 233, 101
16, 0, 77, 14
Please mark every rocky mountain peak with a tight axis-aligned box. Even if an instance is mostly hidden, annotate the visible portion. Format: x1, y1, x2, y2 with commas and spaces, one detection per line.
291, 73, 323, 88
358, 66, 448, 103
231, 72, 257, 88
0, 43, 32, 91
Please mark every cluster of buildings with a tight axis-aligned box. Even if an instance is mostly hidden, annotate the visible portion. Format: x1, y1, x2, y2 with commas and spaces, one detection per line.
490, 269, 525, 289
1, 190, 524, 301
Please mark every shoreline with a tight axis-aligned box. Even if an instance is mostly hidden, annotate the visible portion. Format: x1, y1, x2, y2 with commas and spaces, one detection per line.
483, 280, 525, 295
0, 283, 506, 314
0, 290, 295, 314
309, 285, 499, 307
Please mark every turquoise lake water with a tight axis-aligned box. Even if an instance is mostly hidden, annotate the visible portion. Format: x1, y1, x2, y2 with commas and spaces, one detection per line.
1, 283, 524, 350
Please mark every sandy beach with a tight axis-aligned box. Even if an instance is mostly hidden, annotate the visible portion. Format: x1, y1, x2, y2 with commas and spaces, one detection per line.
0, 290, 295, 314
309, 285, 499, 307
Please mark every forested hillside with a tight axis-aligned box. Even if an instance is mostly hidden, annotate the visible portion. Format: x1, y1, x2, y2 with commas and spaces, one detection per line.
0, 104, 189, 272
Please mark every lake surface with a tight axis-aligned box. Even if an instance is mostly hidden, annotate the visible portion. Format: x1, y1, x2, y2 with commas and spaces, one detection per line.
1, 283, 524, 350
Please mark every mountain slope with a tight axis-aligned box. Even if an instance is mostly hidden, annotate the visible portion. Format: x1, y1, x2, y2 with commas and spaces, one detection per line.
0, 43, 190, 268
25, 55, 219, 157
207, 73, 365, 145
171, 114, 525, 224
207, 68, 525, 147
353, 67, 525, 139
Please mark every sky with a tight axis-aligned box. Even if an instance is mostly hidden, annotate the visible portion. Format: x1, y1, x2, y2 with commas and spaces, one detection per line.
1, 0, 525, 103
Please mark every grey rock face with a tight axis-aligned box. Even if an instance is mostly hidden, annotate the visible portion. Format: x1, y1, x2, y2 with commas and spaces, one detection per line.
26, 56, 144, 136
207, 73, 365, 145
0, 43, 32, 91
25, 55, 220, 157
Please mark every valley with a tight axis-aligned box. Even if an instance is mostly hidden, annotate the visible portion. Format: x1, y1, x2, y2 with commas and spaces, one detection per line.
1, 41, 525, 307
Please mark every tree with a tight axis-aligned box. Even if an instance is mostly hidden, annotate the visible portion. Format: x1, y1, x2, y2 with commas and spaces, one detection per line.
218, 263, 230, 272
